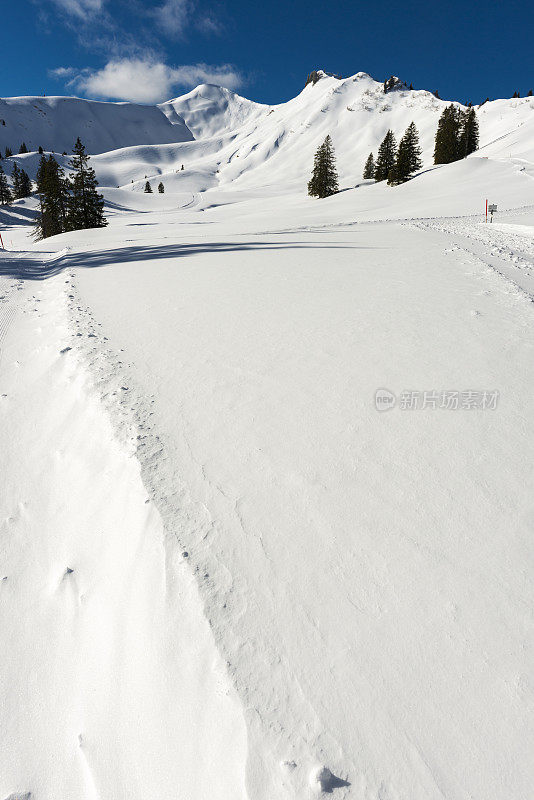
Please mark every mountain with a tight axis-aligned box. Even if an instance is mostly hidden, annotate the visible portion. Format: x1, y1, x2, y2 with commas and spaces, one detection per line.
2, 73, 533, 198
0, 95, 193, 155
159, 83, 266, 140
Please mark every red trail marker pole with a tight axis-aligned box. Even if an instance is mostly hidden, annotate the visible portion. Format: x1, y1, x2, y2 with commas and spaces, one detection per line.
485, 198, 488, 223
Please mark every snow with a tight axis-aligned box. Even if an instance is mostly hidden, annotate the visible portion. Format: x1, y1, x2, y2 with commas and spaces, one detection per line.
1, 71, 534, 800
0, 267, 248, 800
0, 96, 193, 155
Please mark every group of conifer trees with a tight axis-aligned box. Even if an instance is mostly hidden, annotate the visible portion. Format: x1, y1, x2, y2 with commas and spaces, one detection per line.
309, 103, 480, 199
144, 181, 165, 193
363, 121, 423, 185
0, 161, 32, 205
433, 105, 479, 163
0, 142, 31, 160
34, 137, 107, 239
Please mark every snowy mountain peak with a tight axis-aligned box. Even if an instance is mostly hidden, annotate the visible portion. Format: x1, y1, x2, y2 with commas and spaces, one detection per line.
305, 69, 343, 87
160, 84, 266, 140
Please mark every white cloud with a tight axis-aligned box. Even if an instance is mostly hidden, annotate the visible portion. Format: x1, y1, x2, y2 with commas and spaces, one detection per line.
153, 0, 192, 36
47, 0, 105, 18
196, 14, 223, 35
151, 0, 222, 38
64, 58, 243, 103
49, 66, 79, 79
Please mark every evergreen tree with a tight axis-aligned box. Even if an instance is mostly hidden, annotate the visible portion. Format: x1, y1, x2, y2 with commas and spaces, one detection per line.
11, 161, 21, 198
390, 121, 422, 184
307, 135, 339, 198
66, 137, 107, 231
363, 152, 375, 180
433, 104, 462, 164
460, 107, 479, 157
34, 154, 69, 239
374, 130, 397, 181
144, 181, 153, 193
386, 161, 400, 186
5, 147, 12, 158
18, 169, 32, 198
19, 142, 28, 154
0, 164, 12, 205
38, 145, 44, 154
528, 89, 533, 97
158, 182, 164, 193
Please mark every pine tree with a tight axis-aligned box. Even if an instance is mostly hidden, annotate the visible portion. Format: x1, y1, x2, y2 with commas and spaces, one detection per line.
460, 107, 479, 157
386, 162, 400, 186
374, 130, 397, 181
38, 145, 44, 154
528, 89, 533, 97
66, 137, 107, 231
5, 147, 12, 158
18, 169, 32, 198
11, 161, 32, 200
433, 105, 462, 164
390, 121, 422, 184
307, 135, 339, 198
363, 152, 375, 180
11, 162, 21, 198
158, 182, 164, 193
19, 142, 28, 154
34, 154, 69, 239
144, 181, 153, 193
0, 164, 12, 205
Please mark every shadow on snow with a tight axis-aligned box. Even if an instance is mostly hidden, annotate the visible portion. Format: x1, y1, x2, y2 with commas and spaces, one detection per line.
0, 239, 380, 281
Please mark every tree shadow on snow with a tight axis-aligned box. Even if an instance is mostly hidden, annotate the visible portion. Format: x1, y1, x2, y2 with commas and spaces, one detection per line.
0, 239, 382, 281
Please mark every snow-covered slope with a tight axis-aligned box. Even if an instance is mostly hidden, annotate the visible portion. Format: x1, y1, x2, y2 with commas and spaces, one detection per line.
2, 72, 534, 200
0, 95, 193, 155
1, 68, 534, 800
160, 84, 266, 139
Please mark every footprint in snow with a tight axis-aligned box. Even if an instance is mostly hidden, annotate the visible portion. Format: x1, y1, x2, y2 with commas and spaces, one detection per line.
310, 766, 350, 794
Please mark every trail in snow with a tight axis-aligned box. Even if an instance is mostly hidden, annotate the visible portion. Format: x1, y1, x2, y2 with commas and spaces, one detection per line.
0, 256, 248, 800
65, 213, 534, 800
413, 213, 534, 297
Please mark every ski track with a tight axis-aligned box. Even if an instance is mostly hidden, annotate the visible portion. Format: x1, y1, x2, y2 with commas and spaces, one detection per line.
410, 214, 534, 298
0, 278, 23, 366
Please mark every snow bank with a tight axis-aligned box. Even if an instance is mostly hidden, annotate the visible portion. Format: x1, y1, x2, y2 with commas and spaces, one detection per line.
0, 267, 248, 800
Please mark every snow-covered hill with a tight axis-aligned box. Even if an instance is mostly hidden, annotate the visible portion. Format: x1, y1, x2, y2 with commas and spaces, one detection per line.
0, 95, 193, 155
160, 83, 266, 140
3, 71, 534, 198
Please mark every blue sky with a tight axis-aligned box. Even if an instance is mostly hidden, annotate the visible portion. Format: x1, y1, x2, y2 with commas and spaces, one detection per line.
2, 0, 533, 105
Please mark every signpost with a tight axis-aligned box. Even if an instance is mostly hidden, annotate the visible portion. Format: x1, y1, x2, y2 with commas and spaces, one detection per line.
485, 200, 497, 222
